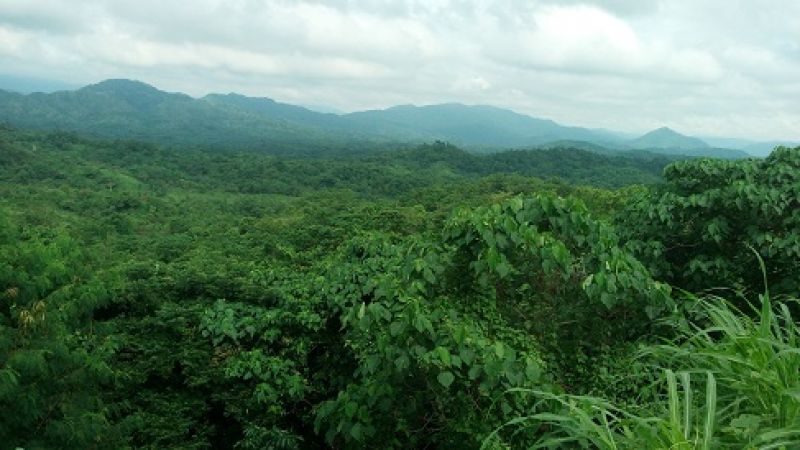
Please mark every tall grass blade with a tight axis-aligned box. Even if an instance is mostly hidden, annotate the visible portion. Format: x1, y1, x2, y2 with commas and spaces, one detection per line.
702, 372, 716, 450
680, 371, 691, 440
666, 369, 681, 436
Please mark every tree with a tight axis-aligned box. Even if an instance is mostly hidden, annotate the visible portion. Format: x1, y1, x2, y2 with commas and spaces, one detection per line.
0, 210, 119, 449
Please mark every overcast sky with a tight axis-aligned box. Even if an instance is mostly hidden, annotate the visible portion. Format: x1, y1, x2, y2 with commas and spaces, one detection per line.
0, 0, 798, 140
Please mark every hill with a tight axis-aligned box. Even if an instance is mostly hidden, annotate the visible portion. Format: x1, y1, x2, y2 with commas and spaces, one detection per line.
628, 127, 710, 150
623, 127, 750, 159
0, 79, 628, 154
0, 79, 758, 158
201, 92, 348, 130
341, 103, 624, 148
0, 125, 668, 193
0, 79, 380, 154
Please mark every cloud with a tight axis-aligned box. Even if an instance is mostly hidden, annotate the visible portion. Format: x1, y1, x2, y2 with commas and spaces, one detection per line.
486, 4, 722, 83
452, 76, 491, 92
0, 0, 798, 140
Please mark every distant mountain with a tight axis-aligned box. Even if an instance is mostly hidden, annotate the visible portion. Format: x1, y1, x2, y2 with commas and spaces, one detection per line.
342, 103, 625, 149
700, 136, 755, 150
0, 73, 79, 93
0, 78, 761, 159
201, 93, 347, 129
743, 141, 800, 157
688, 135, 796, 157
622, 127, 748, 159
0, 79, 376, 154
0, 80, 630, 153
628, 127, 710, 150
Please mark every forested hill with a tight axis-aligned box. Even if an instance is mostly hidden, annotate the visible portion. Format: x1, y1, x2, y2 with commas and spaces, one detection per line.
0, 80, 387, 155
0, 79, 749, 158
0, 126, 670, 196
340, 103, 622, 147
627, 126, 710, 150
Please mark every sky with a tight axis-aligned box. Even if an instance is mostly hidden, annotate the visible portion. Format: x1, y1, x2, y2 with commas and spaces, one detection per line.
0, 0, 798, 141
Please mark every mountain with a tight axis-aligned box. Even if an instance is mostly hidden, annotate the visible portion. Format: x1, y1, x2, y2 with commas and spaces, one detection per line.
342, 103, 625, 149
0, 73, 79, 93
0, 79, 377, 154
623, 127, 748, 159
198, 96, 628, 148
0, 78, 759, 158
628, 127, 710, 150
700, 136, 755, 150
0, 79, 628, 152
743, 141, 800, 157
201, 92, 347, 129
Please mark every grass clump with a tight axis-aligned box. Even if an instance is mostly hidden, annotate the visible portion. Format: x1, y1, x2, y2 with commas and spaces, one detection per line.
485, 267, 800, 449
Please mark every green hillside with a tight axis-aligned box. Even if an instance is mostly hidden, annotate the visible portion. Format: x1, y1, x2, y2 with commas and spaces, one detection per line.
342, 103, 623, 148
0, 80, 761, 160
0, 80, 379, 154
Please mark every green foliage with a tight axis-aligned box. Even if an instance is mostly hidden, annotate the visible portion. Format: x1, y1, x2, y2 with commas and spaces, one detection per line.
443, 195, 672, 386
487, 265, 800, 448
621, 147, 800, 295
312, 234, 546, 448
0, 210, 119, 449
644, 291, 800, 446
1, 122, 798, 449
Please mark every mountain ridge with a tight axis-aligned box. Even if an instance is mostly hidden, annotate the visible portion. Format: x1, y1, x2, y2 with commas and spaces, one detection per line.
0, 78, 760, 158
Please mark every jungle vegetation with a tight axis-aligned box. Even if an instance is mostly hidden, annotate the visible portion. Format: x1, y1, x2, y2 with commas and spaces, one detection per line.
0, 123, 798, 449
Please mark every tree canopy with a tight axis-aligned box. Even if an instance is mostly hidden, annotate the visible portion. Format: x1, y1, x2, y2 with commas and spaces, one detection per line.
1, 124, 798, 448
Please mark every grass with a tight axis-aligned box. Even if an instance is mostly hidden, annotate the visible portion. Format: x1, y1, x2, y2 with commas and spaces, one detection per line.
483, 259, 800, 449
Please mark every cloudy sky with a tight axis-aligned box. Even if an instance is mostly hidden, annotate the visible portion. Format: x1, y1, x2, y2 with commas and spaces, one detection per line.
0, 0, 798, 140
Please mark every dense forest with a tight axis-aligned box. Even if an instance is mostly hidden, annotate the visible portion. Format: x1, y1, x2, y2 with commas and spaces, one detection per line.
1, 123, 799, 449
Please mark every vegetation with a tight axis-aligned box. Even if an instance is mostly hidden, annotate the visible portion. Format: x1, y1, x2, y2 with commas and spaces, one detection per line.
483, 282, 800, 449
0, 122, 797, 449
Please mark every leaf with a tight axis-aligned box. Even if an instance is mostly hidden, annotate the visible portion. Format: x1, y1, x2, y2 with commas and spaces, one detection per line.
495, 261, 511, 278
357, 302, 366, 320
525, 359, 541, 382
394, 354, 409, 370
434, 346, 451, 367
345, 401, 358, 418
437, 371, 455, 388
468, 365, 482, 380
460, 348, 476, 365
486, 246, 500, 270
728, 414, 761, 432
389, 321, 404, 337
350, 423, 363, 441
494, 342, 505, 359
422, 267, 436, 284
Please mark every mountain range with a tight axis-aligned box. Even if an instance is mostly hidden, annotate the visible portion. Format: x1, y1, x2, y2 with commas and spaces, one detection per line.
0, 78, 783, 158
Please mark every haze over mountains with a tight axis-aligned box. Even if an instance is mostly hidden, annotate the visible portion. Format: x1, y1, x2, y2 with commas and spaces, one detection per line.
0, 79, 786, 158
